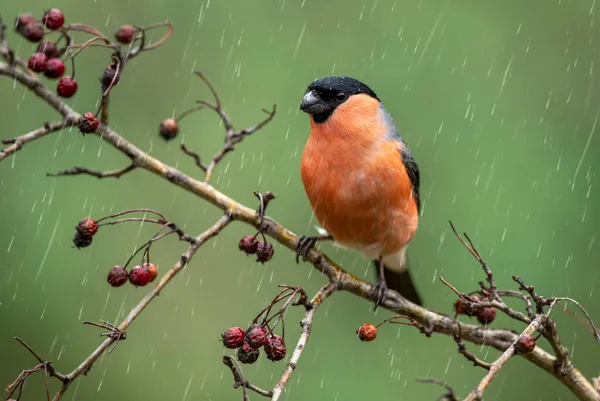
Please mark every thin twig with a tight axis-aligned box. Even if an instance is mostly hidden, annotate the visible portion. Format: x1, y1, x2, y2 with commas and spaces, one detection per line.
416, 378, 459, 401
47, 164, 136, 179
223, 356, 273, 399
1, 121, 71, 161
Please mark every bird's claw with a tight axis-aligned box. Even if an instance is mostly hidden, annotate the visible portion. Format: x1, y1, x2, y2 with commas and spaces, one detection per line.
370, 278, 388, 311
295, 235, 319, 263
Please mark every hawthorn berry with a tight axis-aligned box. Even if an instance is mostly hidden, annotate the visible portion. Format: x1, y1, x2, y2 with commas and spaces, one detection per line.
159, 118, 179, 141
515, 333, 536, 354
256, 241, 274, 263
57, 76, 78, 98
28, 53, 47, 72
237, 343, 260, 364
239, 235, 259, 254
20, 21, 44, 42
477, 307, 496, 325
264, 335, 286, 361
143, 263, 158, 282
107, 266, 128, 287
454, 296, 480, 317
115, 25, 135, 44
43, 8, 65, 30
357, 323, 378, 342
100, 62, 120, 92
73, 231, 93, 249
245, 324, 268, 348
44, 58, 65, 79
76, 217, 98, 237
78, 112, 100, 134
15, 14, 36, 32
129, 265, 152, 287
221, 327, 245, 349
37, 41, 59, 58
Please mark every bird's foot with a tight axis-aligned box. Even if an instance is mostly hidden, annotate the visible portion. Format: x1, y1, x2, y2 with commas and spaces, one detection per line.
369, 277, 388, 311
295, 235, 332, 263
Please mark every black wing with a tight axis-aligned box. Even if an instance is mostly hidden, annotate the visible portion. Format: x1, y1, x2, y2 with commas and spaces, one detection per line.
400, 146, 421, 212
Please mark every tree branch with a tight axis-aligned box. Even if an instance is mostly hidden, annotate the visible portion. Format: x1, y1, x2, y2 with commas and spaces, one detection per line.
0, 121, 71, 161
46, 164, 137, 179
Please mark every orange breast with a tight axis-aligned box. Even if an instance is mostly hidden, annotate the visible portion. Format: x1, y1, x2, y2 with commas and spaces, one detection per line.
300, 96, 418, 256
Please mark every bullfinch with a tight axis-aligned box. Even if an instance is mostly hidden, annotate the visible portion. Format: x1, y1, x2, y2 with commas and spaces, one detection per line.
296, 76, 422, 307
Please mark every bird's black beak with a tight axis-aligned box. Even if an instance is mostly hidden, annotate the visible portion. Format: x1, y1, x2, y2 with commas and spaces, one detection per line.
300, 90, 327, 114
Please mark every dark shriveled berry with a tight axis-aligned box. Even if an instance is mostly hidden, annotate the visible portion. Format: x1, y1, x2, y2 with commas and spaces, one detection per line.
477, 307, 496, 325
237, 343, 260, 364
264, 335, 286, 361
78, 112, 100, 134
221, 327, 245, 349
100, 63, 120, 92
15, 14, 36, 32
115, 25, 135, 44
357, 323, 378, 342
44, 58, 65, 79
107, 266, 128, 287
454, 296, 481, 317
38, 41, 59, 57
43, 8, 65, 30
28, 53, 48, 72
159, 119, 179, 141
239, 235, 259, 254
129, 265, 152, 287
516, 333, 536, 354
256, 241, 274, 263
57, 76, 78, 98
76, 217, 98, 236
143, 263, 158, 282
21, 22, 44, 42
245, 324, 268, 348
73, 231, 93, 249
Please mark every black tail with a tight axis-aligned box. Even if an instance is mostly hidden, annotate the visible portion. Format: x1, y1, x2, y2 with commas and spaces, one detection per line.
375, 260, 422, 305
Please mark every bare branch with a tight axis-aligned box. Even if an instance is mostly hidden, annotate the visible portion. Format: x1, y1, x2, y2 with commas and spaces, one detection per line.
270, 283, 337, 401
47, 164, 136, 179
223, 356, 273, 399
181, 144, 208, 172
1, 121, 71, 161
416, 378, 459, 401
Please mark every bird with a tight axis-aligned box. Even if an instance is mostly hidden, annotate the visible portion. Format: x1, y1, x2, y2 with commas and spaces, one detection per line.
296, 75, 422, 307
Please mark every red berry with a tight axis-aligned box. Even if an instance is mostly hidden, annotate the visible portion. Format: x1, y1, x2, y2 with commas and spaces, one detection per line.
44, 58, 65, 79
143, 263, 158, 282
477, 307, 496, 325
100, 62, 120, 92
237, 343, 260, 364
78, 112, 100, 134
239, 235, 259, 254
515, 333, 536, 354
20, 21, 44, 42
159, 119, 179, 141
129, 265, 152, 287
115, 25, 135, 44
43, 8, 65, 30
221, 327, 245, 349
264, 335, 286, 361
76, 217, 98, 236
28, 53, 48, 72
256, 241, 274, 263
15, 14, 36, 32
57, 76, 78, 98
37, 41, 59, 57
245, 324, 268, 348
107, 266, 128, 287
454, 296, 481, 317
357, 323, 378, 342
73, 231, 93, 249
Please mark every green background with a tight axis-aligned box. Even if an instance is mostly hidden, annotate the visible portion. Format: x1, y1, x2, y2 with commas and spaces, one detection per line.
1, 0, 599, 400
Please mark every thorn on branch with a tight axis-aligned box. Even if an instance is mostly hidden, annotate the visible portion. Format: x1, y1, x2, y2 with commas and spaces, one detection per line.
83, 320, 127, 353
47, 163, 136, 179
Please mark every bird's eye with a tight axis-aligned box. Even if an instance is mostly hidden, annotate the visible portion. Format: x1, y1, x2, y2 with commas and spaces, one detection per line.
335, 93, 347, 102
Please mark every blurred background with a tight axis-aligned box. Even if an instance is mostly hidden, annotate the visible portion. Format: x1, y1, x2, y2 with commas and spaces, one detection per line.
1, 0, 599, 400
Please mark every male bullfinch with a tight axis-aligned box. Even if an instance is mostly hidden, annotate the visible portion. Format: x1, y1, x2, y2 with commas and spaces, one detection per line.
296, 76, 422, 307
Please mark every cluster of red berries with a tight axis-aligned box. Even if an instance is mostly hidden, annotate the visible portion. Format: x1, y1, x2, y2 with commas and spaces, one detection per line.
454, 296, 497, 325
221, 324, 286, 364
16, 10, 79, 98
73, 217, 99, 248
107, 263, 158, 288
239, 235, 275, 263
